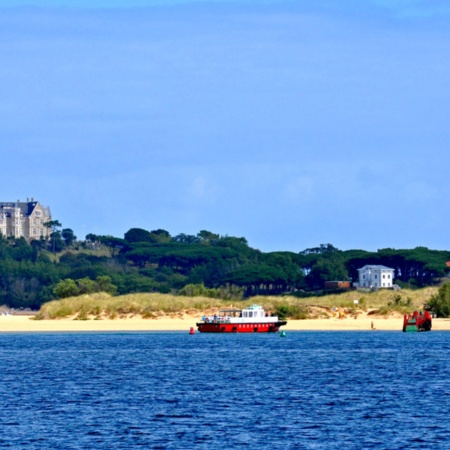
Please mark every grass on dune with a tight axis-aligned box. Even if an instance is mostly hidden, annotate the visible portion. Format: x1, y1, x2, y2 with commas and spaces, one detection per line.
256, 287, 437, 311
34, 292, 242, 320
252, 287, 438, 318
34, 287, 439, 320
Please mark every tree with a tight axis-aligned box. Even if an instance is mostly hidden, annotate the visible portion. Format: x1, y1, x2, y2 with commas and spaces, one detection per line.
77, 277, 97, 294
300, 245, 349, 290
305, 257, 349, 290
62, 228, 77, 247
44, 220, 62, 253
97, 235, 128, 257
85, 233, 98, 242
197, 230, 219, 244
428, 283, 450, 317
53, 279, 79, 298
49, 231, 65, 252
95, 275, 117, 295
53, 276, 118, 299
124, 228, 156, 244
172, 233, 200, 244
150, 229, 171, 243
85, 233, 100, 250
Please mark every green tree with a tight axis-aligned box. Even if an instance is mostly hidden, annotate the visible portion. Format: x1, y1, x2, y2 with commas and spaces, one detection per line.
54, 279, 79, 298
77, 277, 97, 294
95, 275, 117, 295
62, 228, 77, 247
124, 228, 156, 244
428, 283, 450, 317
172, 233, 200, 244
305, 257, 349, 290
197, 230, 219, 244
97, 235, 128, 257
150, 229, 172, 243
44, 220, 62, 253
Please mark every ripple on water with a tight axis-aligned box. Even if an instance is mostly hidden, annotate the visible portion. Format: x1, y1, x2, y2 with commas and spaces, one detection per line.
1, 331, 450, 448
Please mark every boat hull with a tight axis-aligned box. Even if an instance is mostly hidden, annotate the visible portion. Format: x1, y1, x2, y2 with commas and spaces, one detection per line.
402, 312, 432, 332
196, 321, 287, 333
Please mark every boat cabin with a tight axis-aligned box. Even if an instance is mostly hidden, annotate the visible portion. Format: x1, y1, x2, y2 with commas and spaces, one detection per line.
241, 305, 268, 319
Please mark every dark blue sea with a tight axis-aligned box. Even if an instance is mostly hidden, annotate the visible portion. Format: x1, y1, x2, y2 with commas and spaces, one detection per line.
1, 331, 450, 449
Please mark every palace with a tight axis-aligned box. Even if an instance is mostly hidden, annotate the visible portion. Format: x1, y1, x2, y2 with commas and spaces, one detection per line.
0, 198, 52, 240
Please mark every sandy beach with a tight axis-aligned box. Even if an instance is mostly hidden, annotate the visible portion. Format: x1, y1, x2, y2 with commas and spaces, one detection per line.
1, 313, 450, 332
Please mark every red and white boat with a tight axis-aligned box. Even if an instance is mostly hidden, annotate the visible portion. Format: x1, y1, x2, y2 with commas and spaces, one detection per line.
196, 304, 287, 333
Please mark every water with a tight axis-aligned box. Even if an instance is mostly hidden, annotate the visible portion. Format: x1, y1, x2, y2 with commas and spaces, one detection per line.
1, 331, 450, 449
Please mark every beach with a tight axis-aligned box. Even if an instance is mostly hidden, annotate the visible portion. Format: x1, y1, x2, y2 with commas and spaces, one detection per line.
1, 313, 450, 332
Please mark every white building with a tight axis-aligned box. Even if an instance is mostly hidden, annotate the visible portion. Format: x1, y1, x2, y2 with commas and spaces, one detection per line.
357, 265, 395, 289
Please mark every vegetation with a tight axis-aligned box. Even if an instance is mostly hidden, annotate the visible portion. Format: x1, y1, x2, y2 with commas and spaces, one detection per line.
53, 276, 117, 298
428, 283, 450, 317
33, 287, 438, 320
34, 292, 228, 320
0, 225, 449, 311
178, 283, 245, 300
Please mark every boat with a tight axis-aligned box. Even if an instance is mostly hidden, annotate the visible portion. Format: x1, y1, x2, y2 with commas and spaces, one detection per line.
402, 310, 432, 332
196, 304, 287, 333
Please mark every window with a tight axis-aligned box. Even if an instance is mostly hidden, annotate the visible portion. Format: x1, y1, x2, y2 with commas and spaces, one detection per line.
32, 228, 37, 235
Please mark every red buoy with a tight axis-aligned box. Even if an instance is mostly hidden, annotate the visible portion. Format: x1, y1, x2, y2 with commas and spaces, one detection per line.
189, 327, 195, 334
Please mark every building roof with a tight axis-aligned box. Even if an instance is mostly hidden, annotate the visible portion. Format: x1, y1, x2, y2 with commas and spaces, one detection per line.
357, 265, 394, 271
0, 200, 51, 218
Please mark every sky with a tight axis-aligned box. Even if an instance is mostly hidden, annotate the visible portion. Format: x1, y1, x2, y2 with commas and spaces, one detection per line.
1, 0, 450, 253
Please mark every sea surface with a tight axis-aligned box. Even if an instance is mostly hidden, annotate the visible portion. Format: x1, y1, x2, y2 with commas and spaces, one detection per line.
1, 331, 450, 449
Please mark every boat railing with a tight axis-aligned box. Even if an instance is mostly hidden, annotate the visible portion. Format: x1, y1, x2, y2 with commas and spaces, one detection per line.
201, 315, 279, 323
201, 315, 232, 323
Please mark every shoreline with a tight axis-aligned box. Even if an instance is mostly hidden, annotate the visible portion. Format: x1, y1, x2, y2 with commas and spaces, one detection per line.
1, 314, 450, 332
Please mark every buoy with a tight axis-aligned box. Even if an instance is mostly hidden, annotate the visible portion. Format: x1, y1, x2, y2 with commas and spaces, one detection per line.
280, 330, 286, 337
189, 327, 195, 334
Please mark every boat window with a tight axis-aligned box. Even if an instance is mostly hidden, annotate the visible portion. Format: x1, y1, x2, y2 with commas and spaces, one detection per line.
248, 311, 253, 318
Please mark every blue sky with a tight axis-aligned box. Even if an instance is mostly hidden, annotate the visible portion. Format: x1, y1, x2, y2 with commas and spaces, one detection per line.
1, 0, 450, 252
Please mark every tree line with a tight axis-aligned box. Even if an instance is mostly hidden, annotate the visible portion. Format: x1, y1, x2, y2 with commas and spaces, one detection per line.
0, 226, 449, 309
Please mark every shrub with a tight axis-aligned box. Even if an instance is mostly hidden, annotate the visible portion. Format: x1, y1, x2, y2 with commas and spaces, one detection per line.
275, 304, 307, 320
53, 279, 78, 299
53, 276, 117, 298
288, 305, 308, 320
428, 283, 450, 317
276, 305, 289, 320
178, 283, 244, 300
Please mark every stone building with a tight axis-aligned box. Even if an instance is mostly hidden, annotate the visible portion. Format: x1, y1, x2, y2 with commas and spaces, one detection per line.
0, 198, 52, 240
